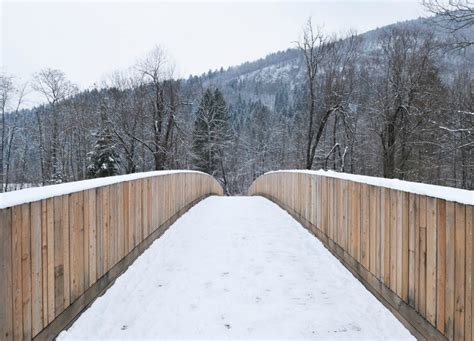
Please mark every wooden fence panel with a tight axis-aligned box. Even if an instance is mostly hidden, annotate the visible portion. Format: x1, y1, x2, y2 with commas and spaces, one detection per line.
0, 171, 222, 340
0, 208, 13, 341
249, 171, 472, 341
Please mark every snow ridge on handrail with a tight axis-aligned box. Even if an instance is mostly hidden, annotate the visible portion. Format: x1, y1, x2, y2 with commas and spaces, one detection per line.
0, 170, 212, 209
264, 169, 473, 205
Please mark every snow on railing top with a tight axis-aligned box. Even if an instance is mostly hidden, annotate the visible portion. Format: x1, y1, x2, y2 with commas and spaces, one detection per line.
264, 170, 474, 206
0, 170, 211, 209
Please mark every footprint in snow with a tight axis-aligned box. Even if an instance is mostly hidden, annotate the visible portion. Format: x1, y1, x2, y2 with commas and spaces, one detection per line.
121, 325, 127, 331
224, 324, 231, 329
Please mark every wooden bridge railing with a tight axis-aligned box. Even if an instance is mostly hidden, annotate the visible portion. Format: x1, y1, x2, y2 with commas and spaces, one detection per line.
249, 170, 473, 341
0, 171, 223, 341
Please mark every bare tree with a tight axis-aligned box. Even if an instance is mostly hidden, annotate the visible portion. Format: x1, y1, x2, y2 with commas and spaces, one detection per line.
32, 68, 76, 183
296, 19, 346, 169
134, 46, 180, 170
423, 0, 474, 48
0, 74, 26, 191
368, 27, 443, 179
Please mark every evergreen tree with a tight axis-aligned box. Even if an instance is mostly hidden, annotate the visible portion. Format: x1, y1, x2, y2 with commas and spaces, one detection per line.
192, 88, 233, 178
87, 101, 120, 178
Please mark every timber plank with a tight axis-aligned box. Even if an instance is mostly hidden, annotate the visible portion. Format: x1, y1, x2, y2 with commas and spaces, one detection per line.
465, 205, 472, 341
361, 184, 370, 269
402, 192, 409, 302
117, 183, 125, 260
0, 208, 13, 341
408, 193, 416, 307
390, 189, 397, 293
53, 196, 66, 315
396, 190, 403, 297
30, 201, 43, 336
21, 204, 32, 340
426, 196, 438, 326
369, 185, 377, 274
383, 188, 391, 285
87, 189, 97, 286
40, 201, 48, 327
46, 198, 55, 324
419, 196, 427, 317
83, 191, 90, 289
12, 205, 23, 340
69, 192, 84, 303
454, 203, 465, 341
102, 186, 110, 273
437, 200, 446, 333
445, 201, 455, 339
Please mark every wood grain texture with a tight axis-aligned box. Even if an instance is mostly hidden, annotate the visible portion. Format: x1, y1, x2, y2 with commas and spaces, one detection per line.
0, 208, 13, 341
426, 196, 437, 325
248, 172, 473, 341
30, 201, 43, 337
1, 172, 222, 341
21, 204, 32, 340
12, 205, 23, 340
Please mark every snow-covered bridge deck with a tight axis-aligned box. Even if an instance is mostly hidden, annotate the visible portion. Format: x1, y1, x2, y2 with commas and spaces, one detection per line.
58, 196, 412, 339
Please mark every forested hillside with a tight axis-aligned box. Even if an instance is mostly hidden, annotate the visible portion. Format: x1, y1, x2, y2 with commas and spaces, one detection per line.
1, 15, 473, 194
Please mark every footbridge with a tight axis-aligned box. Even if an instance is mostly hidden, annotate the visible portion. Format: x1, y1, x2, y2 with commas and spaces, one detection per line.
0, 170, 472, 340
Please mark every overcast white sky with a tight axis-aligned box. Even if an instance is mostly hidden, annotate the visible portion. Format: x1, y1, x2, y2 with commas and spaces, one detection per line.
2, 0, 428, 103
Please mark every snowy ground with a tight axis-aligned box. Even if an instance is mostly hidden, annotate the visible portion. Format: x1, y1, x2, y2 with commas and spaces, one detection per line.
59, 196, 413, 340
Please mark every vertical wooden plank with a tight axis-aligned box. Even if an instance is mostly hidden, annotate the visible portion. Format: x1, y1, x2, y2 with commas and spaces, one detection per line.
408, 193, 416, 307
62, 196, 71, 310
322, 177, 328, 236
376, 187, 382, 280
53, 196, 65, 314
70, 192, 85, 303
454, 203, 465, 341
87, 189, 97, 285
369, 186, 377, 275
0, 208, 13, 341
401, 192, 409, 302
361, 184, 370, 269
343, 180, 349, 251
142, 180, 148, 240
83, 190, 90, 290
40, 201, 48, 327
95, 187, 103, 278
426, 196, 438, 325
445, 201, 455, 339
396, 191, 403, 296
21, 204, 32, 340
415, 196, 420, 311
108, 185, 116, 269
102, 186, 110, 273
390, 189, 397, 292
117, 183, 125, 260
465, 205, 472, 341
45, 198, 55, 324
353, 182, 361, 262
30, 201, 43, 337
135, 180, 142, 246
147, 178, 152, 235
123, 182, 130, 254
419, 196, 427, 317
383, 188, 391, 285
437, 200, 446, 333
12, 206, 23, 340
128, 181, 135, 251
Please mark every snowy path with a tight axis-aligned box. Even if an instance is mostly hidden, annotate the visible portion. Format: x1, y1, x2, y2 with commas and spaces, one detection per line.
59, 196, 413, 340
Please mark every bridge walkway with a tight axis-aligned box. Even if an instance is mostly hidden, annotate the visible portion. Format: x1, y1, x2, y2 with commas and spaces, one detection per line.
58, 196, 412, 339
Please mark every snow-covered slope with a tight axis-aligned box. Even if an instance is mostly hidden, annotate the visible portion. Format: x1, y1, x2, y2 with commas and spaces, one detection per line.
199, 16, 473, 111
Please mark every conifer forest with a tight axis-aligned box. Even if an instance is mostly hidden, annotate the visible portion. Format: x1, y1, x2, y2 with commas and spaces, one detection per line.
1, 1, 473, 195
